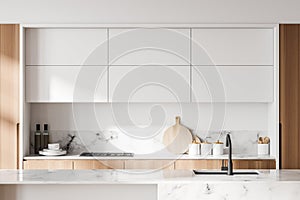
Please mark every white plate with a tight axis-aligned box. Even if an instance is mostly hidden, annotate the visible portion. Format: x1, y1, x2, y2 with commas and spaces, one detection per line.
39, 150, 67, 156
42, 149, 63, 152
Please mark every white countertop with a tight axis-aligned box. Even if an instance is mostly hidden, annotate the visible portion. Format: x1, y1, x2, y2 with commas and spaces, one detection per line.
23, 154, 276, 160
0, 169, 299, 184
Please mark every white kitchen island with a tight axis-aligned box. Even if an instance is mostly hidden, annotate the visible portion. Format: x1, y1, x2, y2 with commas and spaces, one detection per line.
0, 169, 300, 200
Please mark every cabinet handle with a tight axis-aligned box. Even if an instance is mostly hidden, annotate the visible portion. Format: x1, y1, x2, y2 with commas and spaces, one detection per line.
16, 123, 20, 169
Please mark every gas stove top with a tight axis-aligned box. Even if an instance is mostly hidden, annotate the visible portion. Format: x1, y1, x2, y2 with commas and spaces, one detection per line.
79, 152, 134, 157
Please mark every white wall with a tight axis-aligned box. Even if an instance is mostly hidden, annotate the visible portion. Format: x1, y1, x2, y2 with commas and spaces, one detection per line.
0, 0, 300, 24
30, 103, 268, 132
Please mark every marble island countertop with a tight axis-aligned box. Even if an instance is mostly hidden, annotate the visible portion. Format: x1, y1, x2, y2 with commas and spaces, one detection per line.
0, 169, 299, 184
23, 154, 276, 160
2, 170, 300, 200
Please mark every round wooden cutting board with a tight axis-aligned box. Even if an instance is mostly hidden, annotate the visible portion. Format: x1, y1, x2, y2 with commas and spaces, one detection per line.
163, 116, 193, 154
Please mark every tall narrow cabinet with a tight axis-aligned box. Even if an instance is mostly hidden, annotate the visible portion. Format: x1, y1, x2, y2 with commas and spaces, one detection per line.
0, 24, 19, 169
280, 24, 300, 169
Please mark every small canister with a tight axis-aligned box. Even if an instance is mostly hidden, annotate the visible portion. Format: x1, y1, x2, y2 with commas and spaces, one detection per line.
188, 143, 200, 155
257, 136, 270, 155
258, 144, 269, 155
213, 140, 224, 156
200, 142, 212, 155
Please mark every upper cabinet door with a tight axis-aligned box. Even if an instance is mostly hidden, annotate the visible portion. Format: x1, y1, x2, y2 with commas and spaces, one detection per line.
109, 28, 190, 65
191, 66, 274, 102
26, 66, 108, 102
109, 66, 190, 102
26, 28, 108, 65
192, 28, 274, 65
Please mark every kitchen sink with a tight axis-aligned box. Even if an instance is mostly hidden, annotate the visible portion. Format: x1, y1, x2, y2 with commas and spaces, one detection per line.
194, 133, 259, 176
193, 170, 259, 175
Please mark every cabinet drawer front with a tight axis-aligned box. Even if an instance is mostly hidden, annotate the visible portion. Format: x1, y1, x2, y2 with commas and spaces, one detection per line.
192, 28, 274, 65
73, 160, 124, 169
175, 160, 222, 170
26, 66, 107, 102
124, 160, 174, 170
23, 160, 73, 170
192, 66, 274, 102
233, 160, 276, 169
109, 28, 190, 65
109, 65, 190, 102
26, 28, 108, 65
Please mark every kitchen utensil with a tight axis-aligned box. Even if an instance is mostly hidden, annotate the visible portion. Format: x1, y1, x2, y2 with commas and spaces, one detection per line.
163, 116, 193, 154
263, 136, 270, 144
62, 135, 76, 153
258, 137, 264, 144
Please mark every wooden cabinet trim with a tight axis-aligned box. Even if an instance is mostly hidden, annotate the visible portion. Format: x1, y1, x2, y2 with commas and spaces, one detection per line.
23, 159, 276, 170
0, 24, 19, 169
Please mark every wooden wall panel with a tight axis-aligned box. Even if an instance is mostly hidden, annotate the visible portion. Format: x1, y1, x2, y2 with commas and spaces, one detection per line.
0, 24, 19, 169
280, 24, 300, 169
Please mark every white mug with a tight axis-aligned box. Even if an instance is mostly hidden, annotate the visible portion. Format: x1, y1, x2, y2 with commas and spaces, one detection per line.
48, 143, 60, 150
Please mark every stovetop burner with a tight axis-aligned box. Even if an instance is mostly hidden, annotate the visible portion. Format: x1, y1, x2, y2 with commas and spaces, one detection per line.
79, 152, 134, 157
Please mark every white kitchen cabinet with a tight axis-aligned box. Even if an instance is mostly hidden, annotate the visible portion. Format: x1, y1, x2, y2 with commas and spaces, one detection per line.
26, 66, 108, 102
109, 28, 190, 65
26, 28, 108, 65
109, 66, 190, 102
191, 28, 274, 65
191, 66, 274, 102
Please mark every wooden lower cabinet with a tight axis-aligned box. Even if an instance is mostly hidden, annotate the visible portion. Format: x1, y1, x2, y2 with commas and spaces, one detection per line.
124, 160, 175, 170
73, 160, 123, 169
23, 160, 73, 170
175, 159, 276, 170
175, 160, 222, 170
23, 159, 276, 170
233, 160, 276, 169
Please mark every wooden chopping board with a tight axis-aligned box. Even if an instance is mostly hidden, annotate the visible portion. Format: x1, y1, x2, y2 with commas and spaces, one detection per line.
163, 116, 193, 154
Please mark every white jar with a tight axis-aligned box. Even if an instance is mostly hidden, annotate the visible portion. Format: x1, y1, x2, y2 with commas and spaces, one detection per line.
258, 144, 269, 155
188, 144, 200, 155
200, 143, 212, 155
213, 143, 224, 155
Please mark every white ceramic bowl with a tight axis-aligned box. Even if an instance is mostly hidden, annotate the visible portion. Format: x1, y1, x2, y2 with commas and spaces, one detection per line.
48, 143, 60, 151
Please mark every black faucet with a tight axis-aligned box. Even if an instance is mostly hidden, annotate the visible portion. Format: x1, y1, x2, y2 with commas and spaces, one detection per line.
226, 133, 233, 175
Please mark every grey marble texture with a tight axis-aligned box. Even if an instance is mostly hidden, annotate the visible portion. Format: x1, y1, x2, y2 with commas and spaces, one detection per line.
3, 169, 298, 200
1, 170, 300, 184
159, 182, 300, 200
30, 129, 268, 156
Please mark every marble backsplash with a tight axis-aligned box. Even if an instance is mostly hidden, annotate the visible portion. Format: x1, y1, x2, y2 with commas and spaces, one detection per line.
30, 128, 267, 156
